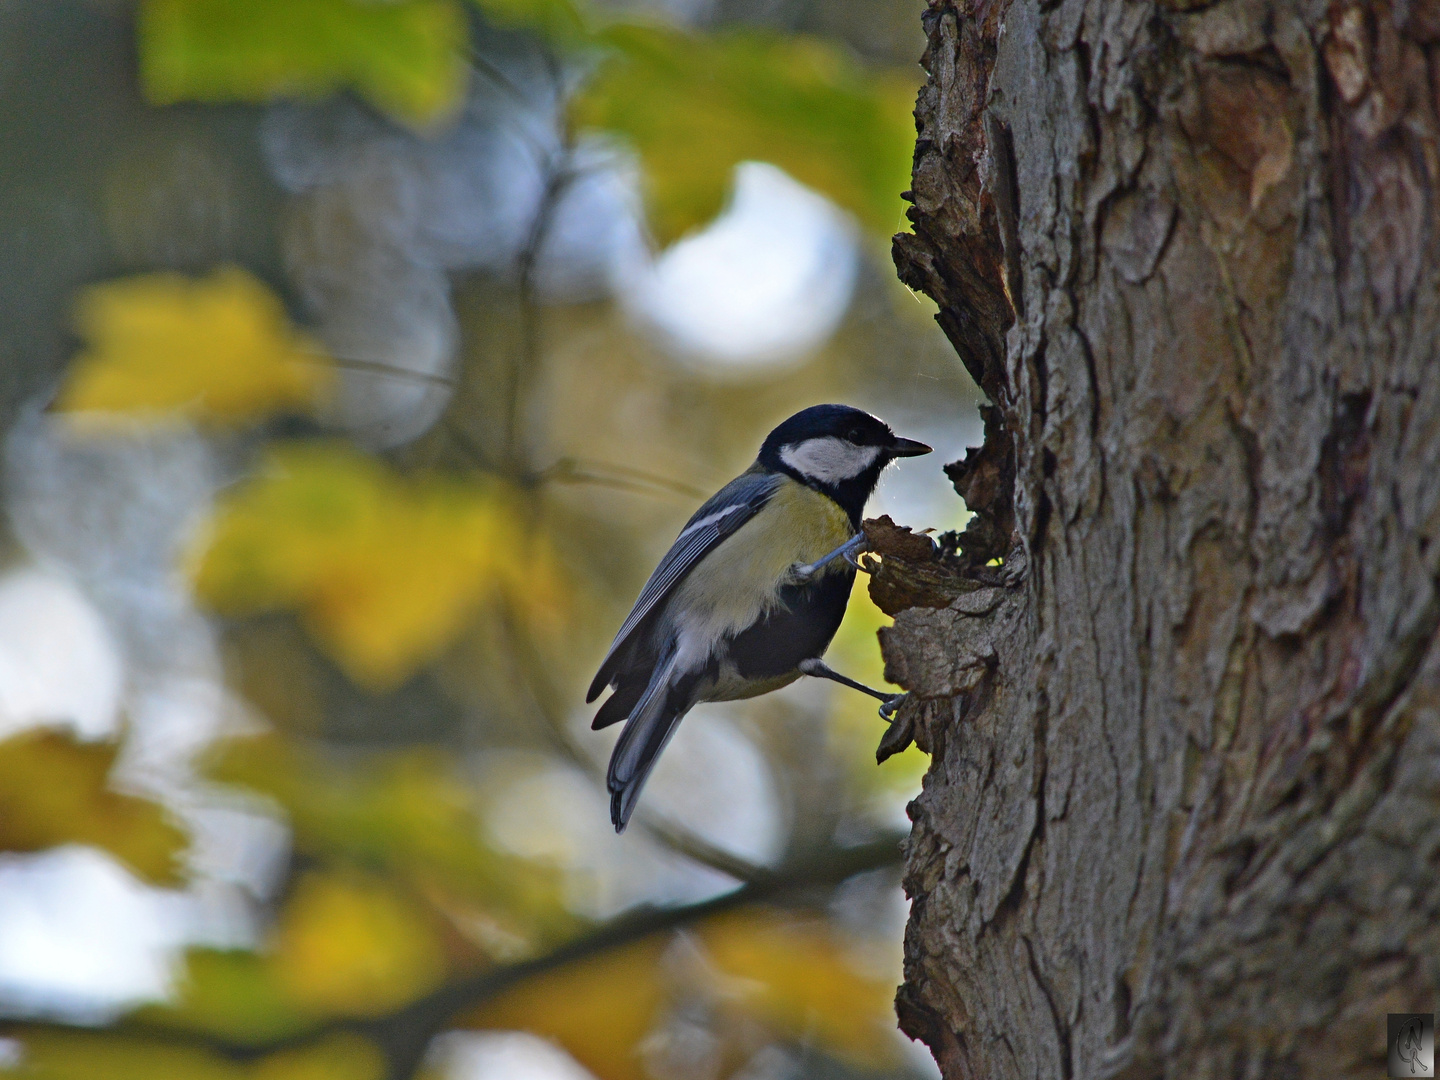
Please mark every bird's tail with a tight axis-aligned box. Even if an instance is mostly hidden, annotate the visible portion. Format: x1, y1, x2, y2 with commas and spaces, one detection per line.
606, 647, 688, 833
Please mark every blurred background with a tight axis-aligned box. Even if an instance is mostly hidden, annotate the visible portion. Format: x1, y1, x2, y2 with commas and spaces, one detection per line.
0, 2, 980, 1078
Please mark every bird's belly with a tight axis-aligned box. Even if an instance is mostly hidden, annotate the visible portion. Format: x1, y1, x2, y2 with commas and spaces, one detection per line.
705, 666, 802, 702
667, 484, 856, 690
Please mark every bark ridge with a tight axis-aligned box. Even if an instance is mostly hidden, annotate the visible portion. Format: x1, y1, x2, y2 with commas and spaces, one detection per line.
886, 0, 1440, 1075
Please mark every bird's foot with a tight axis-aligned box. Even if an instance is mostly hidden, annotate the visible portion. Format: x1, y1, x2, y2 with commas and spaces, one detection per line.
878, 693, 907, 722
792, 533, 870, 581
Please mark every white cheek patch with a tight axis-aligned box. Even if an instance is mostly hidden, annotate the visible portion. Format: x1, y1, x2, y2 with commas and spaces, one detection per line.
779, 437, 882, 484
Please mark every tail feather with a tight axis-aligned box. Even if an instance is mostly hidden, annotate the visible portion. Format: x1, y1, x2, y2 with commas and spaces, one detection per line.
591, 678, 645, 730
606, 650, 688, 832
608, 707, 685, 832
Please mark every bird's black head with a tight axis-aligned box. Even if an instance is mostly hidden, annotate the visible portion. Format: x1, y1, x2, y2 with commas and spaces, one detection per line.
757, 404, 932, 523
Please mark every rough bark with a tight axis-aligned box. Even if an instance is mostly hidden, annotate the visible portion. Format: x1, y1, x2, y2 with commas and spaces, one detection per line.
883, 0, 1440, 1076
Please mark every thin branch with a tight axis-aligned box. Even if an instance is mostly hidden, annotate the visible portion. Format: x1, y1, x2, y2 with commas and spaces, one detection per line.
537, 457, 711, 501
297, 345, 459, 390
448, 431, 709, 505
503, 155, 576, 475
463, 54, 566, 171
500, 48, 588, 478
0, 836, 905, 1080
326, 354, 457, 389
445, 417, 494, 472
465, 47, 534, 111
369, 834, 905, 1080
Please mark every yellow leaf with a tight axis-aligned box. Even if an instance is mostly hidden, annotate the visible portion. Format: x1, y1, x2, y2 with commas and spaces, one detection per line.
0, 729, 188, 886
0, 1029, 383, 1080
573, 26, 917, 244
698, 908, 900, 1069
139, 0, 469, 129
0, 1027, 245, 1080
271, 871, 446, 1017
462, 935, 669, 1080
252, 1034, 385, 1080
191, 444, 566, 690
58, 267, 331, 426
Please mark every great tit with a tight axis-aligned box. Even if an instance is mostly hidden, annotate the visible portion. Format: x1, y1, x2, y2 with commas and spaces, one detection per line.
588, 404, 932, 832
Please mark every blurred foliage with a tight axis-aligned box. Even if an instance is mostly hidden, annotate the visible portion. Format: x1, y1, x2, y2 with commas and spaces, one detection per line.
0, 1, 964, 1079
469, 0, 589, 45
574, 25, 916, 244
191, 444, 565, 690
464, 907, 902, 1079
251, 1036, 388, 1080
5, 1029, 385, 1080
270, 870, 447, 1017
0, 730, 188, 886
139, 0, 471, 128
463, 935, 669, 1080
206, 734, 576, 949
137, 948, 321, 1046
698, 909, 899, 1069
137, 0, 915, 242
57, 267, 331, 426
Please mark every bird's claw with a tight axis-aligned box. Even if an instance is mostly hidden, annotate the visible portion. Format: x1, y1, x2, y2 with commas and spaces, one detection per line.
793, 533, 870, 581
879, 693, 907, 722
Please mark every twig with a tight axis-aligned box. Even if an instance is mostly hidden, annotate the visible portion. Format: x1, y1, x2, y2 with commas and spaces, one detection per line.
465, 46, 533, 111
0, 836, 904, 1080
445, 417, 493, 471
537, 457, 710, 501
369, 834, 905, 1080
500, 46, 592, 478
326, 354, 457, 389
463, 49, 566, 171
503, 154, 576, 475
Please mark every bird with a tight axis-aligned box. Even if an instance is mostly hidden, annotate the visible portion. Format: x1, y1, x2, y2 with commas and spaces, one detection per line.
587, 404, 932, 832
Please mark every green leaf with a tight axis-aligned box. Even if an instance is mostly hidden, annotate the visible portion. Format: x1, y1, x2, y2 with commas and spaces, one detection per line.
0, 1028, 245, 1080
572, 25, 918, 244
468, 0, 589, 45
134, 949, 317, 1046
138, 0, 471, 129
251, 1033, 386, 1080
0, 1028, 384, 1080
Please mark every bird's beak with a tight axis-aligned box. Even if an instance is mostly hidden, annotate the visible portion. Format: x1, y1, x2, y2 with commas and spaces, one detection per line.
888, 436, 933, 458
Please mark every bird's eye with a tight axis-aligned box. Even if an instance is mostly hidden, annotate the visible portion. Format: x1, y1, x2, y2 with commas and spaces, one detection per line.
846, 427, 862, 442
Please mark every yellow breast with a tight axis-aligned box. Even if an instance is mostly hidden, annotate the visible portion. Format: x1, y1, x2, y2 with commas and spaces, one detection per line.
670, 479, 853, 638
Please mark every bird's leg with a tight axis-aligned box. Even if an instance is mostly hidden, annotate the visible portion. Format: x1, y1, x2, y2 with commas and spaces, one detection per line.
797, 658, 907, 722
791, 533, 869, 581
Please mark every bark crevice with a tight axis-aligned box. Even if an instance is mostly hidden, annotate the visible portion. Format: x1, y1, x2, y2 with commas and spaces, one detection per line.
887, 0, 1440, 1075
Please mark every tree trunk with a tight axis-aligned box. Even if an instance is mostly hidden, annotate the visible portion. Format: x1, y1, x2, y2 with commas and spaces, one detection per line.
883, 0, 1440, 1076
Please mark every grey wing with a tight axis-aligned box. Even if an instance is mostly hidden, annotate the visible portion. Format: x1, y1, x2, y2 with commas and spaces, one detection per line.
586, 469, 782, 703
